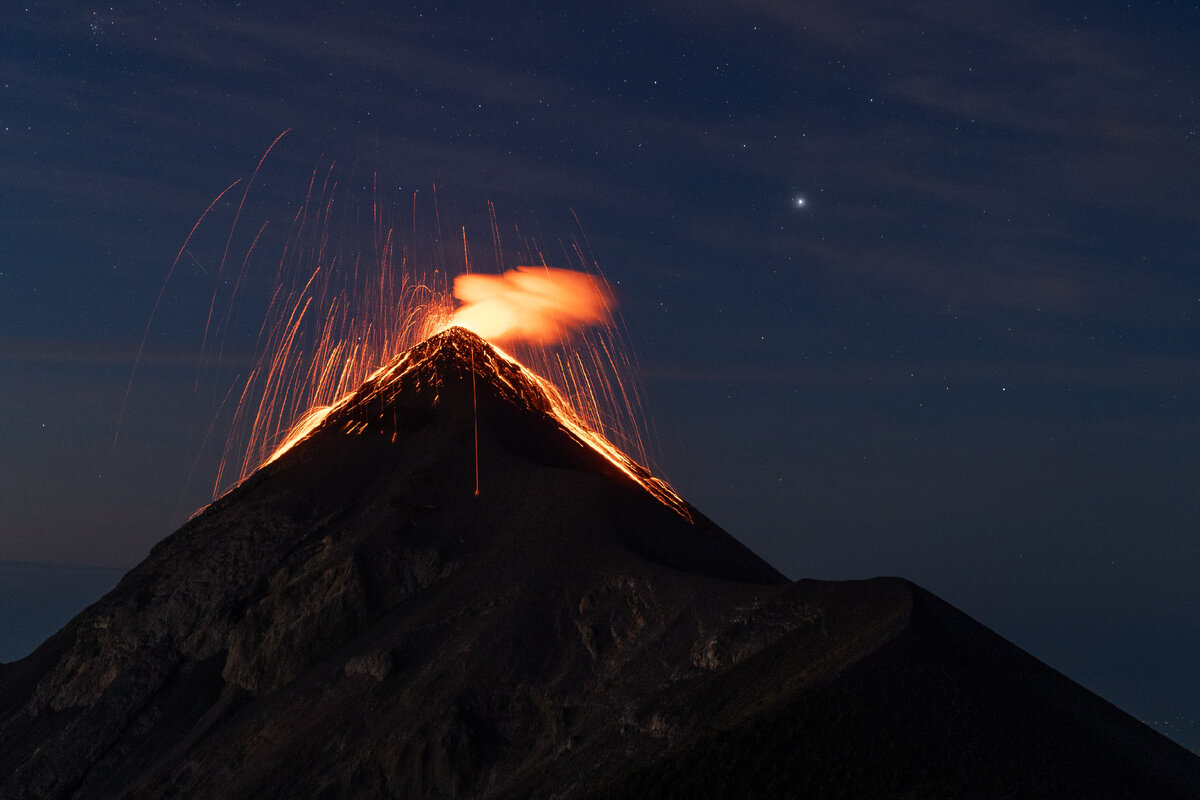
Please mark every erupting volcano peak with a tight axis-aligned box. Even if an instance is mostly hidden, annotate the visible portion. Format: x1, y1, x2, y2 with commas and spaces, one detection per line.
259, 326, 689, 518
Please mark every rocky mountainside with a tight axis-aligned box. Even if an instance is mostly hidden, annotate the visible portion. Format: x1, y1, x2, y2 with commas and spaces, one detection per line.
2, 328, 1197, 799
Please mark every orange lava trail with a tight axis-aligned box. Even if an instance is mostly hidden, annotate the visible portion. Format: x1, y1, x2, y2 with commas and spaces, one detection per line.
197, 129, 291, 389
471, 345, 480, 497
114, 177, 242, 449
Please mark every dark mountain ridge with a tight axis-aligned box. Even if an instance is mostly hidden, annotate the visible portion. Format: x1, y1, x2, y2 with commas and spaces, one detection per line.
2, 328, 1197, 798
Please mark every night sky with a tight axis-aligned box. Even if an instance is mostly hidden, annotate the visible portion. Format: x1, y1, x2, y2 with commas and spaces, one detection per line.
3, 2, 1198, 752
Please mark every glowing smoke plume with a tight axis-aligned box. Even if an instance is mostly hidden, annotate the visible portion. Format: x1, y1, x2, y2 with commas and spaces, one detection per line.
449, 266, 613, 346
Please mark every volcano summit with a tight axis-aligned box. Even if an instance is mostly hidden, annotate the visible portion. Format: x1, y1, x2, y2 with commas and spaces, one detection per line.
1, 328, 1197, 799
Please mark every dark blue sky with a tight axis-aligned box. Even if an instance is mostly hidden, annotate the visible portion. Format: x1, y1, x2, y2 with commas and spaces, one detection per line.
2, 1, 1198, 752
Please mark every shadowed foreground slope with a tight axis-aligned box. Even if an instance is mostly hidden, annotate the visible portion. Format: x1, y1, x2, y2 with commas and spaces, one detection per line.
1, 328, 1197, 799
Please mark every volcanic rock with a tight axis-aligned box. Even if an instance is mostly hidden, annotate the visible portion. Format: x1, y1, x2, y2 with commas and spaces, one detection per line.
1, 328, 1197, 799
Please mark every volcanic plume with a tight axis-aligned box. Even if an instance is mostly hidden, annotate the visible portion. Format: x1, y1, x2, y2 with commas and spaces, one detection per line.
2, 328, 1198, 799
448, 266, 613, 346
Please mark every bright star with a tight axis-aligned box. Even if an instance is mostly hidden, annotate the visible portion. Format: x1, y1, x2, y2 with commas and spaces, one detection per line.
794, 197, 807, 208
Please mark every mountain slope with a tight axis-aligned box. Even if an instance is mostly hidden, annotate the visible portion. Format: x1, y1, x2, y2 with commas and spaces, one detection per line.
1, 328, 1197, 799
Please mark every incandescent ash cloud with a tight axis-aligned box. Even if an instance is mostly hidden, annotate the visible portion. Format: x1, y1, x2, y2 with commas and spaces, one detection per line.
449, 266, 613, 346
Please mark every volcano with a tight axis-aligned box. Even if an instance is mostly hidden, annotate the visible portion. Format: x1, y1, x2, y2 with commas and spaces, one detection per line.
1, 328, 1197, 799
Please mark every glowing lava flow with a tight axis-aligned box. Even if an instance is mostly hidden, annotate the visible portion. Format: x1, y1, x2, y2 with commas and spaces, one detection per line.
498, 341, 688, 517
216, 267, 452, 495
